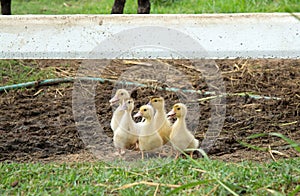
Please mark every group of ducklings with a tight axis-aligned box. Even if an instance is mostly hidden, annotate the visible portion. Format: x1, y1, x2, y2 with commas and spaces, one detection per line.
109, 89, 199, 159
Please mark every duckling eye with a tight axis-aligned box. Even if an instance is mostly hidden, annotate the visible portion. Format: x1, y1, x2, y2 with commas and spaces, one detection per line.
128, 101, 131, 103
120, 93, 124, 96
154, 100, 157, 102
143, 109, 147, 112
177, 108, 180, 110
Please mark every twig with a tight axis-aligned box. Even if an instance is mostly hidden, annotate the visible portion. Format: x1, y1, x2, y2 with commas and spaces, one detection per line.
154, 184, 160, 196
123, 60, 152, 67
111, 181, 180, 192
222, 76, 239, 81
206, 184, 219, 196
222, 60, 248, 75
279, 121, 298, 127
26, 68, 34, 76
168, 60, 202, 73
55, 67, 72, 76
55, 89, 63, 97
268, 145, 277, 162
104, 68, 117, 75
241, 103, 260, 108
270, 150, 289, 158
95, 183, 108, 187
33, 89, 43, 96
192, 168, 207, 173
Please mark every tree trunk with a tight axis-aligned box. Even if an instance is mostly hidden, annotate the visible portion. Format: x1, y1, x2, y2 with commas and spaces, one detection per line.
111, 0, 126, 14
138, 0, 150, 14
1, 0, 12, 15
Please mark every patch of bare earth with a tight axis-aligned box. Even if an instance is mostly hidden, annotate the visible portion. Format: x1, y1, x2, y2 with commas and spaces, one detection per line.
0, 59, 299, 163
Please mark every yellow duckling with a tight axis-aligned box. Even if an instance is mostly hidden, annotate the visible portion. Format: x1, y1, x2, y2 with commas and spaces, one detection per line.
109, 89, 130, 132
113, 98, 138, 155
134, 105, 163, 159
148, 96, 172, 144
167, 103, 199, 159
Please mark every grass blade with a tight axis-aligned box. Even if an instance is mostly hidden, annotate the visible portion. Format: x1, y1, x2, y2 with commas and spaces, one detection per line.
165, 180, 213, 196
289, 185, 300, 196
246, 133, 268, 140
243, 132, 300, 153
238, 141, 267, 151
269, 133, 300, 153
214, 179, 239, 196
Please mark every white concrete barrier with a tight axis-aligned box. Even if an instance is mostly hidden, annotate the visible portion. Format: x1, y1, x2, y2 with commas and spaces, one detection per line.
0, 13, 299, 59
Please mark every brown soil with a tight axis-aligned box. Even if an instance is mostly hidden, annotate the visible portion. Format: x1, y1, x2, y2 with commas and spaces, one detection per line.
0, 59, 299, 163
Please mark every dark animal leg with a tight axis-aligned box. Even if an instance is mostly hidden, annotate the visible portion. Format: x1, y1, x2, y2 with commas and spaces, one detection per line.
138, 0, 150, 14
1, 0, 12, 15
111, 0, 126, 14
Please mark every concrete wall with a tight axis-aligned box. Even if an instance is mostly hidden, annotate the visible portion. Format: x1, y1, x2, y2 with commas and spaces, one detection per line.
1, 13, 299, 59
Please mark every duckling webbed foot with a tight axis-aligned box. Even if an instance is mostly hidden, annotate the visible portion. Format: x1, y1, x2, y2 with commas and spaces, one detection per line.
114, 149, 126, 157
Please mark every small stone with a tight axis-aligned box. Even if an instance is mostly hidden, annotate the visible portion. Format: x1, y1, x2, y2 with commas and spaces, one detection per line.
11, 180, 19, 187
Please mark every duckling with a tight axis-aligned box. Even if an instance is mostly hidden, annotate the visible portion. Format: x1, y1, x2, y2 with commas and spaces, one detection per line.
134, 105, 163, 159
148, 96, 172, 144
167, 103, 199, 159
113, 98, 138, 155
109, 89, 130, 132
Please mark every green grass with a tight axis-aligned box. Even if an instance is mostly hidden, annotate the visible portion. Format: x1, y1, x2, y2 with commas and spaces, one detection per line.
1, 158, 299, 195
0, 60, 56, 86
10, 0, 300, 14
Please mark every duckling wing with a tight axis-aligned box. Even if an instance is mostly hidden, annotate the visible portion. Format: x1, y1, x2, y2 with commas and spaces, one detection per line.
170, 125, 198, 151
113, 127, 132, 149
154, 114, 172, 144
128, 119, 138, 143
110, 107, 124, 131
139, 134, 163, 151
113, 113, 137, 149
159, 120, 172, 143
188, 138, 199, 149
170, 133, 192, 151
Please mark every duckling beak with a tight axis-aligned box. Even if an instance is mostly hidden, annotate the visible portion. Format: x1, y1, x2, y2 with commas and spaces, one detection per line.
167, 109, 176, 119
147, 101, 152, 106
133, 111, 142, 118
109, 95, 119, 106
